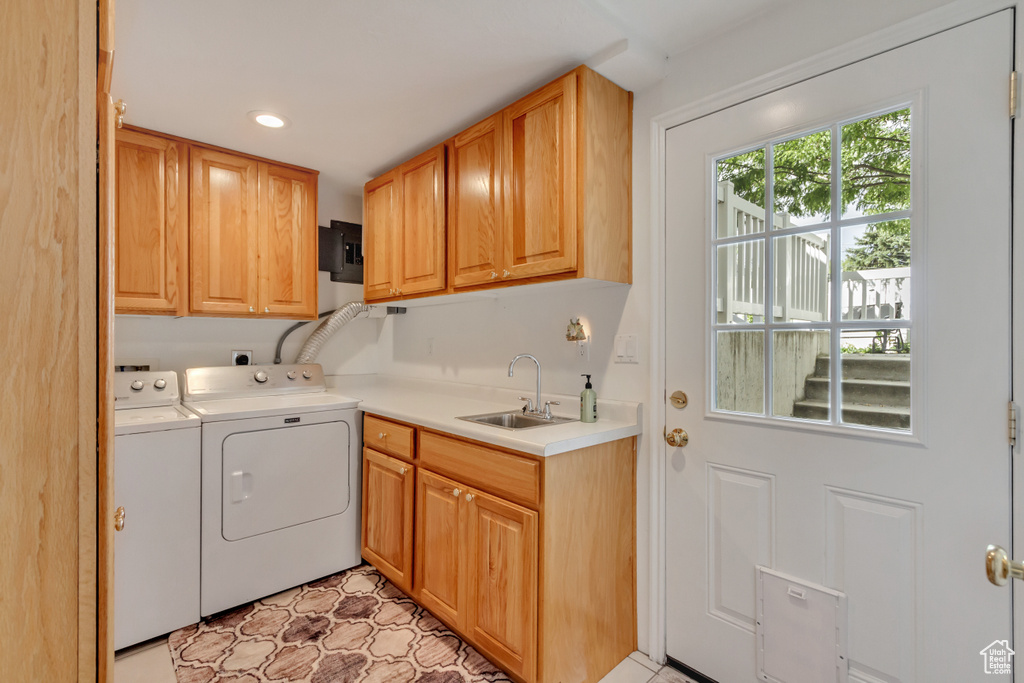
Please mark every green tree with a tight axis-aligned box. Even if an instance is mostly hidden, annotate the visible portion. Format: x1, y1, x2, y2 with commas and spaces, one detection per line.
717, 109, 910, 265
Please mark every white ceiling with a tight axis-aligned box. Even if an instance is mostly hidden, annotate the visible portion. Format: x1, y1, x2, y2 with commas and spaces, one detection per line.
112, 0, 788, 212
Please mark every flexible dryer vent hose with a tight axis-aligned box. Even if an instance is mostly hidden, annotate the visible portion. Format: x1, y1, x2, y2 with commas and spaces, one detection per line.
295, 301, 370, 364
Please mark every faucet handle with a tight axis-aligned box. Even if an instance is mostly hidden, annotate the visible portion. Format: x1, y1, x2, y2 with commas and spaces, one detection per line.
518, 396, 535, 413
543, 400, 560, 418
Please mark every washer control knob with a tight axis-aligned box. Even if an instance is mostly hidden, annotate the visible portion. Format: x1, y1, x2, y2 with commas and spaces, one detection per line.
287, 371, 297, 380
130, 380, 144, 391
254, 370, 269, 383
154, 378, 167, 390
302, 369, 312, 379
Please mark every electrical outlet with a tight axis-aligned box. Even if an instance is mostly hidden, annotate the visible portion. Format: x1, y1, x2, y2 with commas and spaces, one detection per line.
232, 350, 253, 366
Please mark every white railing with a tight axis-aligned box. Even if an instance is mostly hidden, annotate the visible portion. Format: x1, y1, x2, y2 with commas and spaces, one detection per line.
716, 182, 909, 325
841, 267, 910, 321
716, 181, 828, 323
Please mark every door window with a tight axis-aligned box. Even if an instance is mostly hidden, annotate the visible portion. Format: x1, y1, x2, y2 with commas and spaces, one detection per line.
712, 108, 912, 431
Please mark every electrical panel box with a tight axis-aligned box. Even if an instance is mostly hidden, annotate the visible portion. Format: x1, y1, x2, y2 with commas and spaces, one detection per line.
319, 220, 363, 284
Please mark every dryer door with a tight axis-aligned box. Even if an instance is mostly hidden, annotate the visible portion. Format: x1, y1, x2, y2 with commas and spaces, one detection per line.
221, 420, 350, 541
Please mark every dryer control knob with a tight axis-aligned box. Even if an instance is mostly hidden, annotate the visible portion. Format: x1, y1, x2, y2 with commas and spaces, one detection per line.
287, 371, 297, 380
302, 369, 312, 379
130, 380, 144, 391
254, 370, 269, 383
154, 378, 167, 390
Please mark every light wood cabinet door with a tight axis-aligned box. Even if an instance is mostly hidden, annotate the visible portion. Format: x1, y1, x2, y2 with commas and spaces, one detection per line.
397, 144, 446, 296
502, 72, 577, 281
363, 170, 399, 301
114, 129, 188, 315
258, 163, 317, 318
361, 448, 414, 593
415, 469, 464, 630
449, 115, 503, 289
465, 487, 537, 681
190, 146, 259, 315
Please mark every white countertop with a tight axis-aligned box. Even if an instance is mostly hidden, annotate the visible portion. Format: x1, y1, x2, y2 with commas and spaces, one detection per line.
326, 374, 642, 457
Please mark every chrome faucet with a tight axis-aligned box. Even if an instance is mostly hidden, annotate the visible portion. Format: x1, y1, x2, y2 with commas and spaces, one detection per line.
508, 354, 558, 418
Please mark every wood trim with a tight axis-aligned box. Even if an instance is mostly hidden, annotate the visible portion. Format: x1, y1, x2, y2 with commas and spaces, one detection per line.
96, 90, 116, 683
97, 0, 114, 101
120, 125, 320, 176
537, 438, 636, 683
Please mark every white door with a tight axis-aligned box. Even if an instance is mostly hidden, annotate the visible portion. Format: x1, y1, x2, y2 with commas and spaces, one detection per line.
664, 12, 1012, 683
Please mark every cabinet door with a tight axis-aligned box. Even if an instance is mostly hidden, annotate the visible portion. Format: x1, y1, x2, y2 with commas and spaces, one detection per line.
363, 170, 399, 301
502, 72, 577, 281
397, 145, 446, 296
465, 487, 537, 681
449, 115, 503, 289
190, 146, 259, 315
361, 448, 414, 593
258, 163, 317, 319
114, 129, 188, 315
415, 469, 464, 630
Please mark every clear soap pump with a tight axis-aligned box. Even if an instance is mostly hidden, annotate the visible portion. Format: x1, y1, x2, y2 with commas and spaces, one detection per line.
580, 374, 598, 423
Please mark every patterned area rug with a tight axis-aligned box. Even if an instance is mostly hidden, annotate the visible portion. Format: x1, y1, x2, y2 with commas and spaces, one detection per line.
168, 564, 512, 683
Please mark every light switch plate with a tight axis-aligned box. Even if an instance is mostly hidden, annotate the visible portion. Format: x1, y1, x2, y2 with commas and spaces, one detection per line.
614, 334, 639, 364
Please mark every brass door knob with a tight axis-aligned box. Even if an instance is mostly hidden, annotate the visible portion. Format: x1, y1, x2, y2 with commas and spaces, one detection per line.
986, 544, 1024, 586
114, 506, 126, 532
665, 428, 689, 448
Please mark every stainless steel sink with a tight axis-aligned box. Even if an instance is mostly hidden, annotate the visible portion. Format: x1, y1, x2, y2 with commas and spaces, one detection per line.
457, 410, 576, 430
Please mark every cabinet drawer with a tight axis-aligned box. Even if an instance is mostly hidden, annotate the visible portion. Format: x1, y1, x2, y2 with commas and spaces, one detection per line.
364, 414, 416, 461
419, 431, 539, 509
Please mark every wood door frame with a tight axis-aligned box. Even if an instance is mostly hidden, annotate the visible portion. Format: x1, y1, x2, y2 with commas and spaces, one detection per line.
646, 0, 1022, 665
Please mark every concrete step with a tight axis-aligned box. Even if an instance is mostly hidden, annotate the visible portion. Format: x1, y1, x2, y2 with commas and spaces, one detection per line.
812, 354, 910, 381
791, 399, 910, 430
803, 377, 910, 406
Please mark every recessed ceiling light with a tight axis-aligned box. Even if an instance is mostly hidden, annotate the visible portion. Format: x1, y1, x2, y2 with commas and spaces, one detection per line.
248, 110, 289, 129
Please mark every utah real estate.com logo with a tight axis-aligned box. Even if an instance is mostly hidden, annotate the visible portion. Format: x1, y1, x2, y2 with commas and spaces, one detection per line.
981, 640, 1014, 675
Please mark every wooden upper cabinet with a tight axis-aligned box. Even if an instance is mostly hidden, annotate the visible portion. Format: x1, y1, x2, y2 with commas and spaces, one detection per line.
449, 114, 503, 288
114, 129, 188, 315
259, 163, 318, 318
363, 170, 399, 301
398, 145, 447, 296
502, 72, 577, 282
190, 146, 260, 316
364, 144, 446, 302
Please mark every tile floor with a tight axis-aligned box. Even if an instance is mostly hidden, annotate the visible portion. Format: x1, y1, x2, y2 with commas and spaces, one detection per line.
114, 637, 697, 683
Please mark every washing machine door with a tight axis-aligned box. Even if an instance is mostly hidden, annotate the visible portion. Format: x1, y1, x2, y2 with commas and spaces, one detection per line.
221, 420, 350, 541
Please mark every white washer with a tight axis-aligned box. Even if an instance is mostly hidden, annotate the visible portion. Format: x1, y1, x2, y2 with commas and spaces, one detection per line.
182, 363, 361, 617
113, 370, 201, 650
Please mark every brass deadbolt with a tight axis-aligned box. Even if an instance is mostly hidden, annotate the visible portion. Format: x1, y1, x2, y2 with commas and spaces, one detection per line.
670, 391, 688, 409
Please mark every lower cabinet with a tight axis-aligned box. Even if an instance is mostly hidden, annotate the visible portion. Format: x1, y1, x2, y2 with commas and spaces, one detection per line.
362, 413, 635, 683
361, 447, 414, 593
416, 470, 537, 680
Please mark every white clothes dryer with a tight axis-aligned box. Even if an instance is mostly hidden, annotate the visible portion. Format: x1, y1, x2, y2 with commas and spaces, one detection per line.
182, 364, 360, 617
113, 370, 201, 650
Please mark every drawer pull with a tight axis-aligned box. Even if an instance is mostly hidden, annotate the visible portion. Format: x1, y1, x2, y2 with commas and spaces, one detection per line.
465, 493, 474, 502
453, 488, 461, 497
378, 432, 387, 439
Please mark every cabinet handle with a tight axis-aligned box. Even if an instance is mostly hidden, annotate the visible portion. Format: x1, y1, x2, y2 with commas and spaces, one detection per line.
114, 506, 125, 532
389, 288, 395, 295
453, 488, 461, 497
378, 432, 386, 439
249, 306, 255, 312
465, 493, 474, 502
399, 466, 407, 475
502, 269, 510, 277
490, 271, 497, 279
114, 99, 126, 128
264, 307, 269, 313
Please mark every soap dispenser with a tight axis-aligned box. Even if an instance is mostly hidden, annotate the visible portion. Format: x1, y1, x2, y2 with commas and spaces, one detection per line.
580, 374, 598, 423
